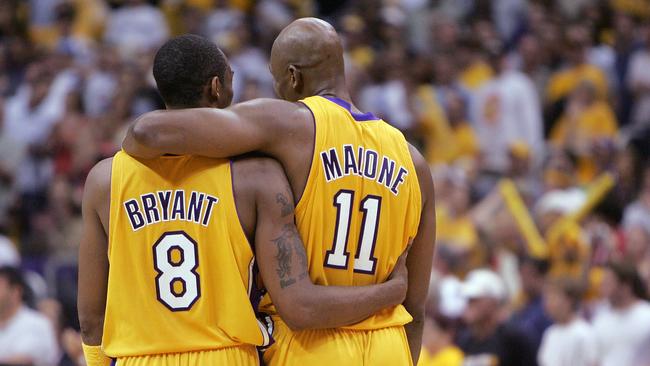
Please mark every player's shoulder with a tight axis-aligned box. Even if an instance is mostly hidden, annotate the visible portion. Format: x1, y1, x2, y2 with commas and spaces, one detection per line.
87, 157, 113, 182
407, 143, 433, 201
83, 157, 113, 212
407, 143, 429, 178
232, 98, 311, 117
84, 157, 113, 198
231, 98, 313, 129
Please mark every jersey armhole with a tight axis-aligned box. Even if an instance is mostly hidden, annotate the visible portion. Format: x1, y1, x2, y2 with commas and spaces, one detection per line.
228, 160, 255, 253
294, 100, 318, 211
407, 145, 424, 240
107, 154, 121, 258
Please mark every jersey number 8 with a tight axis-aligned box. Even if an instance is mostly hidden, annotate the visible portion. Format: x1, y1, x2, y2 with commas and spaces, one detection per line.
153, 231, 201, 311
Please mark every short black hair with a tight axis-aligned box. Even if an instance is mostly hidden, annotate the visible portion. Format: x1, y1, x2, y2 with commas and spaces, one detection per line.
0, 266, 35, 305
153, 34, 229, 108
0, 265, 24, 287
521, 256, 550, 276
548, 277, 585, 311
0, 265, 26, 294
607, 261, 648, 301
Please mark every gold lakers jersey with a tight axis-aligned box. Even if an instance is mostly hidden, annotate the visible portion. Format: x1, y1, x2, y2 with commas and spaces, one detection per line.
103, 152, 270, 357
261, 96, 421, 330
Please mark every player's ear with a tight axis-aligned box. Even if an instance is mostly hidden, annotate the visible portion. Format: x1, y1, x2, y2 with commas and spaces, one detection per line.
209, 76, 222, 107
288, 65, 303, 93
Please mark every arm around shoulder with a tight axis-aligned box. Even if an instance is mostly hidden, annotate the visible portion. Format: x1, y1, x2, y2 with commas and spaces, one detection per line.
123, 99, 304, 159
250, 157, 407, 331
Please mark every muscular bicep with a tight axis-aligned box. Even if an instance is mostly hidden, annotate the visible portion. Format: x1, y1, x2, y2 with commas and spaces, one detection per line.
124, 99, 304, 159
78, 162, 111, 345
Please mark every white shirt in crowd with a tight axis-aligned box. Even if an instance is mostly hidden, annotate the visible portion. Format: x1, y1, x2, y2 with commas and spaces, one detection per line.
0, 235, 20, 267
0, 306, 59, 366
3, 70, 75, 146
627, 49, 650, 128
470, 70, 544, 172
538, 317, 597, 366
104, 4, 169, 54
593, 301, 650, 366
359, 79, 414, 131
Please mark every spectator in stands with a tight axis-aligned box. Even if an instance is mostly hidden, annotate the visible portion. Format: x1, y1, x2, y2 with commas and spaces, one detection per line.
0, 266, 58, 365
509, 257, 552, 360
627, 23, 650, 130
3, 60, 66, 147
538, 277, 597, 366
545, 23, 608, 105
550, 81, 618, 184
635, 333, 650, 366
471, 46, 544, 175
456, 37, 493, 92
623, 164, 650, 228
418, 313, 463, 366
511, 34, 551, 105
0, 230, 19, 267
359, 49, 415, 134
456, 269, 536, 366
436, 168, 484, 271
104, 0, 169, 57
593, 261, 650, 366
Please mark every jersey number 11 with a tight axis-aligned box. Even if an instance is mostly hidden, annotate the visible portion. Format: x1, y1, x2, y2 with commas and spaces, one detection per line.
324, 190, 381, 274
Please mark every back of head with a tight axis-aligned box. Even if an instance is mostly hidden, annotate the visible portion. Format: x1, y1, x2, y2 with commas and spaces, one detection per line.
153, 35, 229, 108
270, 18, 345, 101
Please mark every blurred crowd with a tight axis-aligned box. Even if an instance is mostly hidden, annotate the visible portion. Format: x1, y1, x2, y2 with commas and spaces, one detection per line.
1, 0, 650, 365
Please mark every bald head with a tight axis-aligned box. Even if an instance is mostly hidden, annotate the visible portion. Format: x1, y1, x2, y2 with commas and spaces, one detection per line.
270, 18, 347, 101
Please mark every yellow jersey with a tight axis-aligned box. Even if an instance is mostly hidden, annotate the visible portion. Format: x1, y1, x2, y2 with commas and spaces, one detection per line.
261, 96, 422, 330
103, 152, 270, 357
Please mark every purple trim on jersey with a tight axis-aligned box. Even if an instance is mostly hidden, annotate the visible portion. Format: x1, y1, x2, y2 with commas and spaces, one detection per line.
248, 264, 264, 314
110, 359, 117, 366
294, 101, 316, 207
321, 96, 380, 121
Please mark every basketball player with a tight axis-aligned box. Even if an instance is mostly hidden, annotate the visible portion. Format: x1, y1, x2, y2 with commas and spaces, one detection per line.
78, 35, 410, 366
123, 19, 435, 366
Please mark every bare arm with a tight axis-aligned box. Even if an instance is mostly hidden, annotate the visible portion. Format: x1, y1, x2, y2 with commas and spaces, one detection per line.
78, 159, 111, 346
253, 159, 408, 331
122, 99, 306, 159
403, 144, 436, 364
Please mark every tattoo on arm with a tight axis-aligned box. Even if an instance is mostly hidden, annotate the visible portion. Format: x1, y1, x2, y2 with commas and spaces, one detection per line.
276, 192, 293, 217
271, 223, 309, 289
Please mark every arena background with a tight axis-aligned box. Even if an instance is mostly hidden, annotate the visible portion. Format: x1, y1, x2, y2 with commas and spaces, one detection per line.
1, 0, 650, 365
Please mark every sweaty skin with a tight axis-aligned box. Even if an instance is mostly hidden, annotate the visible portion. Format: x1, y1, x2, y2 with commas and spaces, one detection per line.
123, 18, 436, 364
